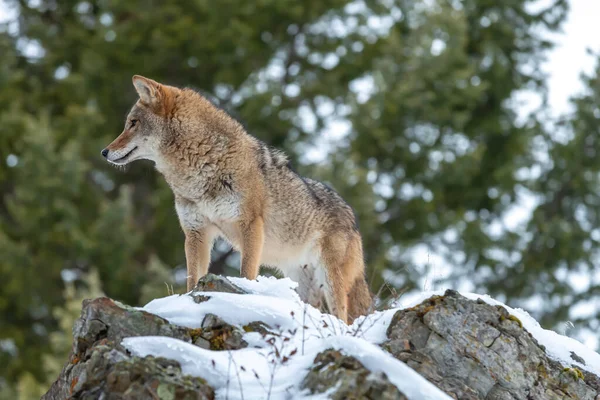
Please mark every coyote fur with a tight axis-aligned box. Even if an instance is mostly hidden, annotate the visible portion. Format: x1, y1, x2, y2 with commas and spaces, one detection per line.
102, 75, 372, 323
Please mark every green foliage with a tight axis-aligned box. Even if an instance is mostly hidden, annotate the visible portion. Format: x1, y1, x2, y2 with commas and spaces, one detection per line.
43, 269, 103, 380
503, 62, 600, 328
5, 0, 600, 396
0, 269, 104, 400
139, 255, 182, 305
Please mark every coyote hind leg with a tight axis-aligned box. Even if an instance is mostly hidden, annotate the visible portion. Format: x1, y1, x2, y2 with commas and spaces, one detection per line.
318, 236, 350, 323
319, 233, 371, 324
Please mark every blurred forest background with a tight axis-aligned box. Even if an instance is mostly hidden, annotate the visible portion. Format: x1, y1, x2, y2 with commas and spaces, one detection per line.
2, 0, 600, 397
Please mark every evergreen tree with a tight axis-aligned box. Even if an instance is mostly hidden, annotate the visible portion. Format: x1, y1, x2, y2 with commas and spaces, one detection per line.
332, 0, 568, 295
504, 56, 600, 336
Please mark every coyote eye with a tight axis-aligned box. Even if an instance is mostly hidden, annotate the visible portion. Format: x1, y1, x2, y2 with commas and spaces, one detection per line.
129, 119, 138, 129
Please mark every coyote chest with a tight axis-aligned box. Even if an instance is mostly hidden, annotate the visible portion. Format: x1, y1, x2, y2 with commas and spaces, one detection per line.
175, 187, 240, 223
175, 192, 242, 242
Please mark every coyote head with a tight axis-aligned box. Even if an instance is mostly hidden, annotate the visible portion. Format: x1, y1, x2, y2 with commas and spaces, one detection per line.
102, 75, 176, 166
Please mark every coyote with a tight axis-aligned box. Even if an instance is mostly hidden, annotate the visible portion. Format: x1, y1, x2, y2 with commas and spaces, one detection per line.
102, 76, 372, 323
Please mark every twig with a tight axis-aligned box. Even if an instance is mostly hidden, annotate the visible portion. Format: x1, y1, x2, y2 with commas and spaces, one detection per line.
252, 368, 268, 393
352, 278, 390, 337
267, 359, 275, 400
351, 311, 387, 339
301, 303, 307, 355
163, 281, 175, 296
305, 309, 326, 339
228, 351, 244, 400
423, 251, 431, 292
226, 350, 232, 400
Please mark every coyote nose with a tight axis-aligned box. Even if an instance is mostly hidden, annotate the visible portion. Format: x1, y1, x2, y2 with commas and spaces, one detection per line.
101, 148, 109, 158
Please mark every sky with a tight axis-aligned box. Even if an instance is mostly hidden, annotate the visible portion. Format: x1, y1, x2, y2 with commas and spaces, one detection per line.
0, 1, 8, 23
542, 0, 600, 117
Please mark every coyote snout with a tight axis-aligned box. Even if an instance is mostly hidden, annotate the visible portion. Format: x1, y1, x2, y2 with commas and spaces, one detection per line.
101, 125, 140, 165
102, 75, 373, 323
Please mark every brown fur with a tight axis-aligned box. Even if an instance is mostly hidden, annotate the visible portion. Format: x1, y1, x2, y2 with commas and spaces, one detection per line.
103, 75, 372, 323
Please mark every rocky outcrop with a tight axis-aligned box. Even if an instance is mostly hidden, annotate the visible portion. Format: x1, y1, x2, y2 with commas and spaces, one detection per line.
302, 349, 408, 399
383, 290, 600, 400
44, 275, 600, 400
43, 293, 244, 399
42, 297, 214, 399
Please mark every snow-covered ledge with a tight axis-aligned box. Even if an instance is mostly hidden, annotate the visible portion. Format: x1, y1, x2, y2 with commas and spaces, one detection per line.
44, 274, 600, 400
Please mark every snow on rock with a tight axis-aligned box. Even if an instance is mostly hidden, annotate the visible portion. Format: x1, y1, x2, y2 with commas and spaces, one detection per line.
228, 275, 300, 299
46, 273, 600, 399
124, 274, 600, 398
126, 275, 451, 400
123, 334, 448, 400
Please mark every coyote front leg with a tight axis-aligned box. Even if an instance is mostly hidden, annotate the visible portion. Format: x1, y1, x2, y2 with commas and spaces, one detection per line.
240, 217, 264, 280
184, 228, 212, 291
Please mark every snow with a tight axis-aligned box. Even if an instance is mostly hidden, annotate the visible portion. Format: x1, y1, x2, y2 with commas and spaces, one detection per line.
125, 275, 450, 399
123, 335, 447, 400
122, 276, 600, 399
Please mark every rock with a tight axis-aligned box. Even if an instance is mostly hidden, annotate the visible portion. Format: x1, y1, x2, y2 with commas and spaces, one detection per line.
72, 297, 192, 357
242, 321, 273, 337
43, 297, 214, 399
383, 289, 600, 400
192, 273, 246, 295
44, 276, 600, 400
44, 277, 262, 399
194, 313, 248, 351
302, 349, 408, 399
65, 348, 211, 399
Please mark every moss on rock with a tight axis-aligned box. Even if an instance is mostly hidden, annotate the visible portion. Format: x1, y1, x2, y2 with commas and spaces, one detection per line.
301, 349, 407, 400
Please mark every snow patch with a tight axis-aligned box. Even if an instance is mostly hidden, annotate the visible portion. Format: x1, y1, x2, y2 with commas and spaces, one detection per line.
124, 334, 449, 400
227, 275, 300, 299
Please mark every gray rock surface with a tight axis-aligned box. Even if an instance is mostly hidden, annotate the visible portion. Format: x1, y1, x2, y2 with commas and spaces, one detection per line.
383, 289, 600, 400
43, 297, 214, 400
192, 273, 246, 295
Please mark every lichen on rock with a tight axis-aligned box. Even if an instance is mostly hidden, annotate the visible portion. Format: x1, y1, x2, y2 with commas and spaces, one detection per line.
301, 349, 408, 400
383, 289, 600, 400
197, 313, 248, 351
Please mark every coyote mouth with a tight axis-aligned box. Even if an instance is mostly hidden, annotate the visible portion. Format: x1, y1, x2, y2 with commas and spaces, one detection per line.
113, 146, 138, 163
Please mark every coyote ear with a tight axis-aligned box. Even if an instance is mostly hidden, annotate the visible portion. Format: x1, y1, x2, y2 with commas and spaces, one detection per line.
132, 75, 162, 105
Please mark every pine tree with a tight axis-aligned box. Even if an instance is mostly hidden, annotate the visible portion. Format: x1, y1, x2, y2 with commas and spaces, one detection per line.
501, 56, 600, 336
329, 0, 568, 294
